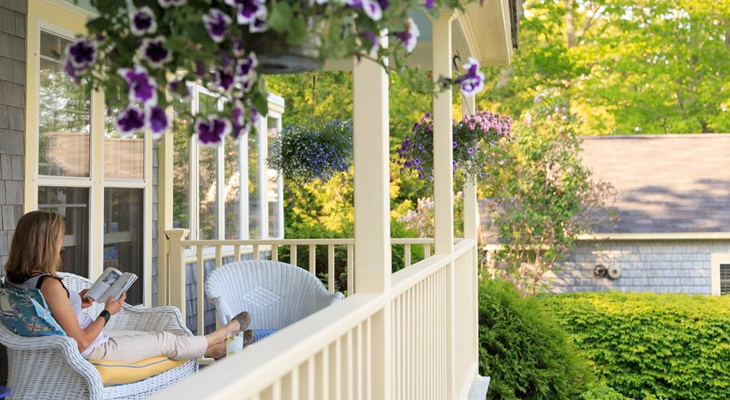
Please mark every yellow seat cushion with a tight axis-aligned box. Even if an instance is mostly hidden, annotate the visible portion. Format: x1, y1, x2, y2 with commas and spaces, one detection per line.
89, 357, 188, 386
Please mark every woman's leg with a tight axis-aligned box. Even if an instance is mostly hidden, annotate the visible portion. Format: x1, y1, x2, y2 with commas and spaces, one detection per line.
87, 330, 209, 363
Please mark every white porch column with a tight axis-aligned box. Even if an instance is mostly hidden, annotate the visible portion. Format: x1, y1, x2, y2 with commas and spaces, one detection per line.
157, 110, 175, 307
433, 12, 458, 398
353, 34, 391, 399
462, 94, 478, 240
433, 13, 456, 256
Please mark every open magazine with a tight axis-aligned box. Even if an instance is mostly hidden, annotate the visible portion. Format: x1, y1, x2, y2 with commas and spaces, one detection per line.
84, 267, 137, 302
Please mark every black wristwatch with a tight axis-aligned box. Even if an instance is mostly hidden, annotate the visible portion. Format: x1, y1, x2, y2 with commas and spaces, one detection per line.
98, 310, 111, 326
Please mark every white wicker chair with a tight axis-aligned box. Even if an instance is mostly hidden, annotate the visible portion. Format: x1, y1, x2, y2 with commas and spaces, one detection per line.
205, 260, 344, 329
0, 272, 197, 400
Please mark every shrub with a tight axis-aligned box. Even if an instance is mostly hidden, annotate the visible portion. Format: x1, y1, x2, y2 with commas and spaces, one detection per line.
581, 384, 637, 400
479, 278, 592, 400
540, 291, 730, 400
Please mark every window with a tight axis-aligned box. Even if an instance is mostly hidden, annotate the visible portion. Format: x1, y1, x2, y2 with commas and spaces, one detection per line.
27, 6, 152, 305
171, 87, 285, 241
710, 254, 730, 296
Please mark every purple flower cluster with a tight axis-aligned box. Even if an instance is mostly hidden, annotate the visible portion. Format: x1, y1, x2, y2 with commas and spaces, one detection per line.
397, 110, 514, 183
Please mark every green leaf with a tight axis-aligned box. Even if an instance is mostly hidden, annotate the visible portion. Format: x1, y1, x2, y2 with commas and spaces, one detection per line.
268, 2, 294, 34
287, 18, 308, 45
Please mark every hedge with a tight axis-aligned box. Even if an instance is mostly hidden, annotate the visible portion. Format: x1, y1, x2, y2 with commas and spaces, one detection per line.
479, 279, 592, 399
540, 291, 730, 400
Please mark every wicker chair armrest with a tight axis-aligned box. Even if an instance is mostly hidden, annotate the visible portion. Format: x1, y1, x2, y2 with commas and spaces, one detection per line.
106, 305, 193, 337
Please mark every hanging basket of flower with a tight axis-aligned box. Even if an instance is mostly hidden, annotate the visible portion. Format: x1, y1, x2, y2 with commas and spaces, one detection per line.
62, 0, 488, 145
397, 110, 514, 184
267, 120, 353, 183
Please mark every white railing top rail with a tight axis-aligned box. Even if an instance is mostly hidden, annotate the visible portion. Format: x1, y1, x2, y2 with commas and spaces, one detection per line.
153, 293, 385, 399
391, 239, 476, 296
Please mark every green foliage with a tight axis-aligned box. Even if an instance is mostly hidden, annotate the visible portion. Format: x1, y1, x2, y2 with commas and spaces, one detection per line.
484, 94, 616, 295
481, 0, 730, 135
540, 291, 730, 400
580, 385, 637, 400
478, 278, 593, 400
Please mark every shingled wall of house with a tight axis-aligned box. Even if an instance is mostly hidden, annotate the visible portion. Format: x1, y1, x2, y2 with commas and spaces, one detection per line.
551, 240, 730, 294
0, 0, 26, 385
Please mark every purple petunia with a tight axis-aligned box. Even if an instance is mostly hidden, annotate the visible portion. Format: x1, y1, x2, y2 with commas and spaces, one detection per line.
455, 57, 485, 97
118, 66, 158, 106
361, 31, 380, 52
158, 0, 186, 8
249, 13, 268, 33
130, 7, 157, 36
115, 106, 147, 137
360, 0, 383, 21
394, 17, 420, 53
66, 39, 97, 69
138, 36, 172, 68
424, 0, 435, 8
214, 67, 236, 93
235, 53, 258, 83
195, 115, 232, 146
232, 40, 246, 58
203, 8, 232, 43
148, 106, 170, 139
231, 100, 250, 140
225, 0, 267, 26
168, 78, 192, 100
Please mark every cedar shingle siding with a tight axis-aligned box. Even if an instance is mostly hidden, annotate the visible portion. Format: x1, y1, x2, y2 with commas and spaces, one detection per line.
0, 0, 26, 385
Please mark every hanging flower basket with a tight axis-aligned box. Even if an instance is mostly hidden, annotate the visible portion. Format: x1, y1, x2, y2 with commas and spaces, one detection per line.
397, 110, 514, 183
63, 0, 488, 146
267, 120, 353, 183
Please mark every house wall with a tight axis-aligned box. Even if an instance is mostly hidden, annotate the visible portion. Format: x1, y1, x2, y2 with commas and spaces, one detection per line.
0, 0, 26, 385
551, 240, 730, 294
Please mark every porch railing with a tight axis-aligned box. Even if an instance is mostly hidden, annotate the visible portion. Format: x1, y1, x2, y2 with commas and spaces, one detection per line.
155, 232, 479, 400
161, 230, 435, 336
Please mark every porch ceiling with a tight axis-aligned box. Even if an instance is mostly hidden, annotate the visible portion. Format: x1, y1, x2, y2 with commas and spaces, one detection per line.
325, 0, 514, 71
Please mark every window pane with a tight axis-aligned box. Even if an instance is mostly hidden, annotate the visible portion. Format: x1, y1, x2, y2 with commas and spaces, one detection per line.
267, 117, 281, 238
104, 188, 144, 305
38, 187, 89, 278
224, 135, 240, 239
248, 125, 260, 239
173, 94, 192, 230
39, 31, 91, 177
105, 94, 144, 179
199, 93, 218, 240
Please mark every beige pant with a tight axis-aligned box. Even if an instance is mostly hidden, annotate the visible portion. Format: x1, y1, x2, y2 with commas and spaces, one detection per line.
85, 330, 208, 364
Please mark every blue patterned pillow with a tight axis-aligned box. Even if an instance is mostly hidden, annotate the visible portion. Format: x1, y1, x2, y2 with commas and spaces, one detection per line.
0, 285, 66, 337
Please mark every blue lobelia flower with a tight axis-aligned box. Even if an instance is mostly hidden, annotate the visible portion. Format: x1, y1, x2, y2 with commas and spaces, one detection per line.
148, 106, 170, 139
394, 17, 420, 53
195, 115, 232, 146
138, 36, 172, 69
130, 6, 157, 37
203, 8, 232, 44
118, 66, 158, 106
115, 106, 146, 137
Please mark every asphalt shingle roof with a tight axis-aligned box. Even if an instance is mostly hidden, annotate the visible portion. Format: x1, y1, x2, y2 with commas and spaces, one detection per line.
580, 134, 730, 233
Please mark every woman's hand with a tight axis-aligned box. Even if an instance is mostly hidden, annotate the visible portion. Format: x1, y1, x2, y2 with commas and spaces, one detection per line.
79, 289, 94, 309
103, 293, 126, 315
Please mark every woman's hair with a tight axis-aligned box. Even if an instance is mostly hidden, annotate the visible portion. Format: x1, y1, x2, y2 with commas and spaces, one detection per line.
4, 210, 65, 283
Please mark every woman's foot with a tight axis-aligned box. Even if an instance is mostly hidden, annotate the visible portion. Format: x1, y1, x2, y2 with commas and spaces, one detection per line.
243, 329, 255, 348
231, 311, 252, 332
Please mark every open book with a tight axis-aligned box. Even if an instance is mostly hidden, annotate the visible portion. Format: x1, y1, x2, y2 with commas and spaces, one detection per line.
84, 267, 137, 302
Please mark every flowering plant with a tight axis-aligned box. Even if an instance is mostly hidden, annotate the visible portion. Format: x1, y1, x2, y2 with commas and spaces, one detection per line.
63, 0, 487, 145
397, 110, 514, 183
267, 120, 352, 182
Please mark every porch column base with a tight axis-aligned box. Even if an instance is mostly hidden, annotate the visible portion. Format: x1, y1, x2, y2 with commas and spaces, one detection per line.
467, 375, 491, 400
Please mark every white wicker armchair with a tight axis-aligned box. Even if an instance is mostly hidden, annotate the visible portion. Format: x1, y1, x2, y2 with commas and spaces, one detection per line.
205, 260, 344, 329
0, 272, 197, 400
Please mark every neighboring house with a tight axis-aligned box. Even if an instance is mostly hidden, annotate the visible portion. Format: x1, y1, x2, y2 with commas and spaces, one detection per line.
553, 134, 730, 294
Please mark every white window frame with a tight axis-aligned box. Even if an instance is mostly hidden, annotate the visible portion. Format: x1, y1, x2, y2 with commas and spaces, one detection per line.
25, 1, 153, 306
711, 253, 730, 295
